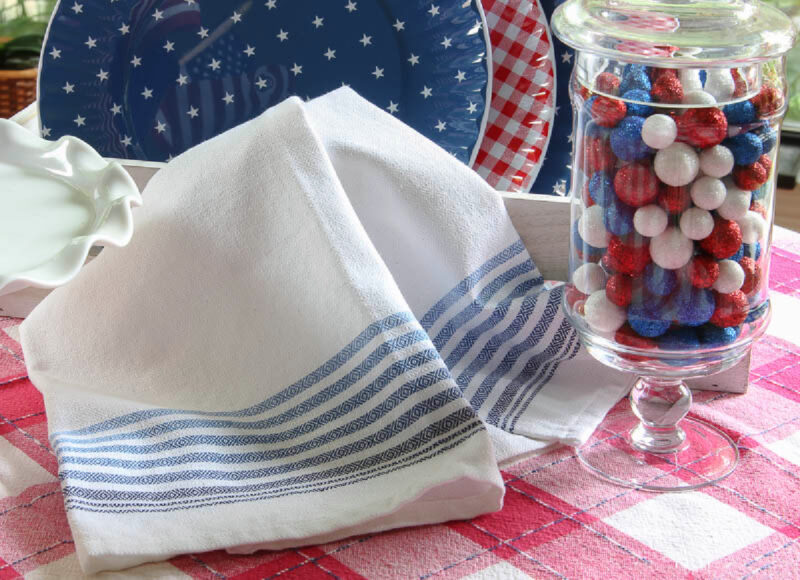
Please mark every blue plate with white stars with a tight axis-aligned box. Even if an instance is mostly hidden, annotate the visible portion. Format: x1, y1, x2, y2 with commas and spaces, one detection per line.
38, 0, 491, 165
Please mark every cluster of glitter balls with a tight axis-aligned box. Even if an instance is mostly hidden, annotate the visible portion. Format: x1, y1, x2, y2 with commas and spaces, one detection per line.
568, 64, 780, 351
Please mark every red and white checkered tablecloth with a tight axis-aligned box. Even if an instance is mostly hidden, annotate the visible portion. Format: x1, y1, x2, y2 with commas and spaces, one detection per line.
2, 228, 800, 579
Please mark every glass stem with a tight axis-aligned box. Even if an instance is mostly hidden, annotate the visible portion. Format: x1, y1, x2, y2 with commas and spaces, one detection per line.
628, 376, 691, 454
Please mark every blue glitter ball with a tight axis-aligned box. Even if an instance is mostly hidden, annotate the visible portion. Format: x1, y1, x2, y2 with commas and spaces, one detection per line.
673, 287, 715, 327
628, 304, 672, 338
731, 244, 745, 262
699, 69, 707, 85
658, 327, 701, 350
572, 221, 604, 260
588, 171, 616, 207
723, 101, 756, 125
622, 89, 653, 117
622, 63, 648, 78
752, 186, 768, 201
643, 264, 677, 296
610, 116, 652, 161
698, 324, 741, 346
619, 70, 652, 94
745, 299, 770, 324
758, 125, 778, 153
742, 242, 762, 261
603, 198, 635, 236
725, 132, 763, 166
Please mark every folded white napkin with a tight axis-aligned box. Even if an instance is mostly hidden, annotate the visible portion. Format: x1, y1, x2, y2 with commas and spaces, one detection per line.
20, 88, 629, 573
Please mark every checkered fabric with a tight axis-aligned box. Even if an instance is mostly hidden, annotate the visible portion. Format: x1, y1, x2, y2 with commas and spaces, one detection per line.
472, 0, 556, 193
3, 228, 800, 578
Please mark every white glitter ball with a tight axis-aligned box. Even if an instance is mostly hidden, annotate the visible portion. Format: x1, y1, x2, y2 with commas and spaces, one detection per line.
704, 69, 735, 102
713, 259, 745, 293
699, 145, 735, 178
682, 90, 717, 106
573, 263, 607, 295
641, 114, 677, 149
679, 207, 715, 240
690, 176, 727, 210
718, 180, 751, 220
650, 227, 694, 269
584, 290, 627, 334
680, 69, 704, 92
654, 143, 699, 187
578, 206, 611, 248
633, 204, 668, 237
738, 211, 768, 244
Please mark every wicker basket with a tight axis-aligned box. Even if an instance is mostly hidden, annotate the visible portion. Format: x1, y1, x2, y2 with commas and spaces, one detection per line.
0, 66, 36, 118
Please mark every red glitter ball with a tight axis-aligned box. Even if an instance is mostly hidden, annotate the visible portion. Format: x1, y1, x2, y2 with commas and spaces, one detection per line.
657, 185, 692, 214
739, 257, 761, 294
606, 235, 651, 276
751, 85, 784, 118
565, 286, 589, 309
731, 69, 748, 98
579, 85, 592, 100
575, 248, 602, 263
591, 96, 627, 128
733, 162, 768, 191
649, 68, 678, 82
750, 200, 768, 219
688, 254, 720, 288
584, 136, 616, 173
759, 153, 773, 175
677, 107, 728, 148
650, 74, 684, 104
606, 273, 633, 307
615, 324, 657, 350
700, 216, 743, 259
595, 72, 620, 95
614, 162, 659, 207
710, 290, 749, 327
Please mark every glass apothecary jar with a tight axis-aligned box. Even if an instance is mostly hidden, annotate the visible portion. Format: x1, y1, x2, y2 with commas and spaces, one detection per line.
552, 0, 796, 490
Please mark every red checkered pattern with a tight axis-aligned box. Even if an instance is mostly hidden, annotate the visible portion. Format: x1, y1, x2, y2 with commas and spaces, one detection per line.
472, 0, 556, 193
3, 229, 800, 579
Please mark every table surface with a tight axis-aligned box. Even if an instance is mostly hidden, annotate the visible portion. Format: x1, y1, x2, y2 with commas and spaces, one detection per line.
2, 228, 800, 579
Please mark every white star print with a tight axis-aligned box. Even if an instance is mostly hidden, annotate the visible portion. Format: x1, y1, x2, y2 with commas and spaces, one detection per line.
387, 101, 398, 114
63, 82, 74, 94
41, 126, 51, 137
265, 0, 276, 8
141, 87, 153, 99
435, 120, 446, 132
110, 103, 122, 115
222, 92, 234, 105
554, 105, 560, 116
455, 70, 466, 82
155, 121, 167, 133
341, 82, 350, 88
420, 86, 432, 98
567, 134, 574, 144
312, 15, 323, 28
119, 23, 129, 35
85, 36, 96, 49
324, 47, 336, 60
441, 36, 452, 49
71, 2, 83, 14
153, 8, 164, 21
120, 135, 132, 147
96, 69, 108, 81
428, 4, 439, 16
291, 62, 302, 75
408, 53, 419, 66
208, 58, 221, 71
73, 114, 85, 126
467, 101, 478, 114
164, 40, 175, 53
185, 0, 196, 4
255, 77, 268, 89
243, 44, 255, 56
359, 34, 372, 47
198, 27, 209, 38
345, 0, 357, 12
372, 66, 384, 79
187, 106, 199, 118
49, 47, 61, 59
561, 51, 572, 64
231, 11, 242, 23
130, 55, 142, 67
393, 19, 405, 31
276, 29, 288, 41
177, 73, 189, 86
553, 180, 566, 195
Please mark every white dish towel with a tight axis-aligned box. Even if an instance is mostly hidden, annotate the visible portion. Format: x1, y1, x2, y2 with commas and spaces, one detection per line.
20, 88, 630, 574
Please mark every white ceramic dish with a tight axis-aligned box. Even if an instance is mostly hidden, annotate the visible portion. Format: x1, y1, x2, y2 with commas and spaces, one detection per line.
0, 118, 142, 296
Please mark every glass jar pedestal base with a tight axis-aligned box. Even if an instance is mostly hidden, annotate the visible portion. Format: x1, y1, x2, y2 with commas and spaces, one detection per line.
577, 378, 739, 492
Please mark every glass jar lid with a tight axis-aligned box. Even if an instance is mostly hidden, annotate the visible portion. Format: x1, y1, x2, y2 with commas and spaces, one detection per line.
551, 0, 797, 67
